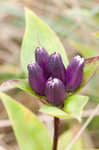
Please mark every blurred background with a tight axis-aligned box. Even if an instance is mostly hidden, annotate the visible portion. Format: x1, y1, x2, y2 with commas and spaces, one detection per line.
0, 0, 99, 150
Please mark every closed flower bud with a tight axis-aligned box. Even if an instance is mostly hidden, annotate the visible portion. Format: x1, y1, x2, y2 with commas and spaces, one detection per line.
27, 62, 46, 95
66, 55, 84, 92
35, 46, 49, 76
45, 78, 66, 106
46, 52, 66, 85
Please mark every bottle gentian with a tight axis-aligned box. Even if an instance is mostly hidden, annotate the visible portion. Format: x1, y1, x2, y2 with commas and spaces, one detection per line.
35, 46, 49, 78
45, 78, 66, 106
46, 52, 66, 84
66, 55, 84, 92
27, 46, 84, 107
27, 62, 46, 95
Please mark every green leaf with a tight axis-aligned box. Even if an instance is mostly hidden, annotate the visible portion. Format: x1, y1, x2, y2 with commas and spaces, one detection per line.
21, 8, 68, 74
63, 95, 89, 121
12, 79, 48, 104
70, 40, 98, 57
39, 104, 69, 118
0, 92, 52, 150
40, 94, 89, 120
0, 80, 89, 120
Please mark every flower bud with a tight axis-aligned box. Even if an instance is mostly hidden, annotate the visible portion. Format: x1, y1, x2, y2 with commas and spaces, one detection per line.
45, 78, 66, 106
46, 52, 66, 85
66, 55, 84, 92
35, 46, 49, 75
27, 62, 46, 95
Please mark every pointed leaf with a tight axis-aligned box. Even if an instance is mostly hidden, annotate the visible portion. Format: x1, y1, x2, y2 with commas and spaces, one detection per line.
39, 104, 69, 118
21, 8, 68, 74
0, 80, 89, 120
63, 95, 89, 121
0, 92, 52, 150
12, 79, 48, 104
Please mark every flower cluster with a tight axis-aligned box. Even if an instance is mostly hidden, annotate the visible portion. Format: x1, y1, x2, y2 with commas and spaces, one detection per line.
27, 46, 84, 106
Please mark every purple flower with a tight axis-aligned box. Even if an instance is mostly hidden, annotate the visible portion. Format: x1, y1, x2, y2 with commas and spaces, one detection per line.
27, 45, 85, 107
35, 46, 49, 77
45, 78, 66, 106
46, 52, 66, 85
66, 55, 84, 92
27, 62, 46, 95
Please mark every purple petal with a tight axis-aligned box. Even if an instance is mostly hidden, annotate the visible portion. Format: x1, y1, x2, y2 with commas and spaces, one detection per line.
45, 78, 66, 106
46, 52, 66, 85
35, 46, 49, 77
66, 55, 84, 92
27, 62, 46, 95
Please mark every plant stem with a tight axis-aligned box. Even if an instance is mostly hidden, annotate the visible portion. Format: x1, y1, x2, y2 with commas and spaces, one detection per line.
53, 117, 59, 150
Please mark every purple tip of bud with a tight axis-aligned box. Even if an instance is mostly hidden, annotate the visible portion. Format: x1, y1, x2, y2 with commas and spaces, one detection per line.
35, 46, 49, 76
46, 52, 66, 85
45, 78, 66, 106
66, 55, 84, 92
27, 62, 46, 96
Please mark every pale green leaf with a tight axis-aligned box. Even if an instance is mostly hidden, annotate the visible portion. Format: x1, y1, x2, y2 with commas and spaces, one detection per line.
0, 92, 52, 150
12, 79, 48, 104
1, 80, 89, 120
63, 95, 89, 121
21, 8, 68, 74
39, 104, 69, 118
